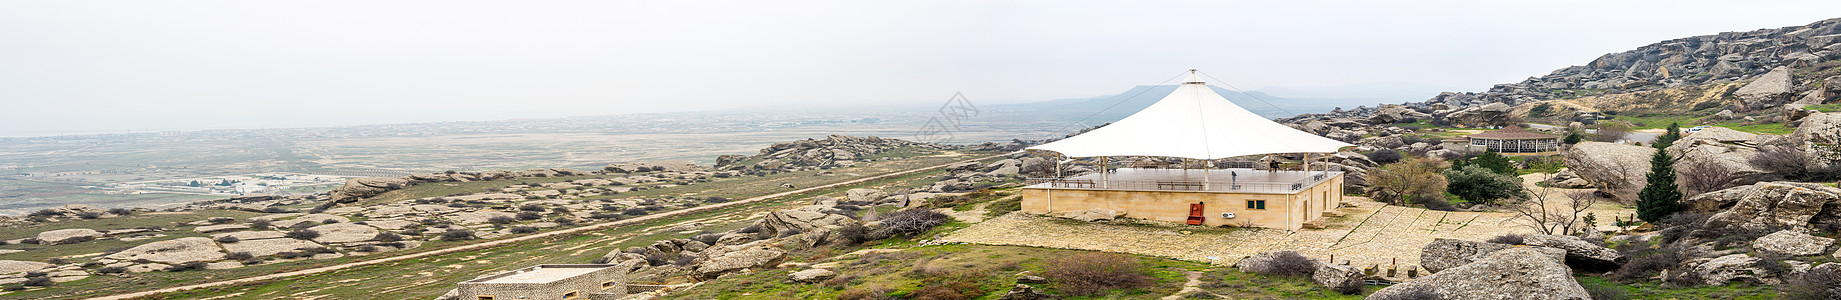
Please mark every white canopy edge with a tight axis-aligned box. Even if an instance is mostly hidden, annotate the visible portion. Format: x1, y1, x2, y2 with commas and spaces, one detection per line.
1027, 71, 1352, 160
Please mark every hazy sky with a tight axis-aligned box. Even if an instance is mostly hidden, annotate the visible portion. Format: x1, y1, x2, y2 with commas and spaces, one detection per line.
3, 1, 1838, 136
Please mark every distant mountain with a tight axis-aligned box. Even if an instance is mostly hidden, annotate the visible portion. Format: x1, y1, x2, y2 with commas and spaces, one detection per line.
1258, 82, 1473, 104
985, 85, 1381, 123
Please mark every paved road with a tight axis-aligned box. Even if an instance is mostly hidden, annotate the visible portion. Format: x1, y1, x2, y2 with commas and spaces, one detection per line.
90, 154, 1002, 300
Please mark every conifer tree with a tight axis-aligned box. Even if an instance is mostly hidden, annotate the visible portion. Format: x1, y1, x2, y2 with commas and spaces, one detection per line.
1636, 148, 1681, 223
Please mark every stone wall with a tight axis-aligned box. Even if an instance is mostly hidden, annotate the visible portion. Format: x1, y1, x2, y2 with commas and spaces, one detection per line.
1020, 175, 1343, 230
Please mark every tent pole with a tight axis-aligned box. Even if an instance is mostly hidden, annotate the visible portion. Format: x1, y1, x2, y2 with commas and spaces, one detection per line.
1101, 156, 1110, 189
1202, 158, 1211, 190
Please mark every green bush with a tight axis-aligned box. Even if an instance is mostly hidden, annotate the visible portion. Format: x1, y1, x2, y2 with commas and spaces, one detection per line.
1444, 165, 1525, 205
1043, 253, 1153, 297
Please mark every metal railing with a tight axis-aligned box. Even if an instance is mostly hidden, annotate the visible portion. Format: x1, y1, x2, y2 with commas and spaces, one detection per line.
1026, 169, 1340, 194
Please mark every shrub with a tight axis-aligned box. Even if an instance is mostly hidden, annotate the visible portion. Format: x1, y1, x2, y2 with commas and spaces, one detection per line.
1246, 251, 1317, 277
833, 224, 872, 245
45, 258, 67, 265
263, 207, 294, 213
441, 230, 476, 241
516, 211, 542, 220
836, 286, 894, 300
622, 208, 649, 216
1368, 149, 1403, 165
873, 209, 950, 237
250, 219, 272, 229
226, 251, 254, 261
168, 261, 210, 272
22, 276, 52, 286
76, 212, 102, 219
1421, 195, 1458, 211
321, 219, 341, 224
519, 204, 544, 212
510, 226, 538, 234
96, 266, 127, 274
108, 208, 133, 216
1486, 234, 1525, 245
1367, 158, 1447, 205
705, 196, 729, 203
301, 246, 336, 254
1781, 265, 1841, 299
487, 215, 516, 225
590, 213, 622, 220
1444, 165, 1524, 205
29, 209, 59, 217
1609, 247, 1688, 282
285, 229, 320, 240
1042, 253, 1153, 297
1637, 149, 1682, 223
1750, 143, 1808, 177
290, 221, 318, 230
691, 233, 722, 246
277, 251, 306, 259
376, 231, 402, 242
1678, 158, 1752, 196
555, 217, 576, 226
215, 236, 241, 243
355, 245, 379, 252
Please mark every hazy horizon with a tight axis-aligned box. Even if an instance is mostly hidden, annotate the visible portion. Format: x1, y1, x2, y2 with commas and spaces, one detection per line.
5, 1, 1840, 136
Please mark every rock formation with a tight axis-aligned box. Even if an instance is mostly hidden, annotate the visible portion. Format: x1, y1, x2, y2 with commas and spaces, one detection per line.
1371, 247, 1591, 300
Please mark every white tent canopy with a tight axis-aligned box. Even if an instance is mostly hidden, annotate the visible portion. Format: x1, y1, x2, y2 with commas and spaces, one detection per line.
1028, 70, 1353, 159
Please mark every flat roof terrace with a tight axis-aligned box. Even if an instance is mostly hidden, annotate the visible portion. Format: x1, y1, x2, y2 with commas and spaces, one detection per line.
467, 265, 612, 284
1026, 168, 1339, 194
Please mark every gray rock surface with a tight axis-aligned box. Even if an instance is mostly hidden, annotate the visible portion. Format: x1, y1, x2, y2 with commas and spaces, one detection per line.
221, 238, 324, 257
1793, 113, 1841, 173
1687, 182, 1841, 233
193, 224, 250, 233
693, 248, 785, 279
761, 210, 855, 237
104, 237, 226, 265
1734, 67, 1795, 111
1313, 263, 1364, 295
1522, 234, 1626, 271
1562, 142, 1655, 200
308, 223, 379, 244
0, 260, 52, 274
1754, 230, 1835, 256
788, 268, 836, 283
1420, 238, 1565, 273
996, 284, 1057, 300
36, 228, 103, 245
1370, 248, 1590, 300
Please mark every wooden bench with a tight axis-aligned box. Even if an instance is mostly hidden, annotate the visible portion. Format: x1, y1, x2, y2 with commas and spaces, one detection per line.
1157, 180, 1204, 190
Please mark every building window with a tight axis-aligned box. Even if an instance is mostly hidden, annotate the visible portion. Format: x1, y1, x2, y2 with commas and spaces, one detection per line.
1246, 200, 1266, 210
602, 280, 616, 290
564, 291, 580, 300
477, 296, 494, 300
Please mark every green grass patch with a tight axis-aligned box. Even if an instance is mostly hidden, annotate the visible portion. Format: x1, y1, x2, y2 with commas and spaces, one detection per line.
1809, 103, 1841, 113
1573, 276, 1778, 300
1613, 115, 1702, 130
663, 244, 1203, 300
1717, 123, 1796, 135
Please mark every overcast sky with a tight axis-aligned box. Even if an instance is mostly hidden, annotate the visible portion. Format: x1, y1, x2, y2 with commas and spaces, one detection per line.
3, 1, 1838, 136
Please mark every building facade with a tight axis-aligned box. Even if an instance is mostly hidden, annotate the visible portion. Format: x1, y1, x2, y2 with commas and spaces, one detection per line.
1462, 125, 1561, 154
457, 264, 627, 300
1020, 170, 1344, 230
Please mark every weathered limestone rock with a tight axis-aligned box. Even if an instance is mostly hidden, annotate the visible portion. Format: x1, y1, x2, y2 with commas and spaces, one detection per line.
126, 263, 170, 273
1049, 208, 1125, 222
363, 219, 417, 230
1754, 230, 1835, 256
788, 268, 836, 283
693, 248, 785, 279
104, 237, 226, 265
211, 231, 286, 241
308, 223, 379, 244
1562, 142, 1655, 200
1523, 234, 1626, 271
1687, 254, 1788, 286
1792, 113, 1841, 173
331, 177, 409, 202
760, 210, 854, 236
1369, 248, 1590, 300
1313, 263, 1365, 294
1420, 238, 1565, 273
0, 260, 52, 274
996, 284, 1057, 300
36, 228, 103, 245
1687, 182, 1841, 233
272, 214, 348, 228
1235, 251, 1318, 273
448, 210, 518, 225
1734, 67, 1795, 111
193, 224, 250, 233
221, 238, 324, 257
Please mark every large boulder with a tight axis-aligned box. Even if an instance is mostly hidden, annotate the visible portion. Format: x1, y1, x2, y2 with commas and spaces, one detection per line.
1734, 67, 1795, 111
1420, 238, 1565, 273
1444, 103, 1517, 128
788, 268, 837, 283
1792, 113, 1841, 173
693, 247, 785, 279
331, 177, 409, 202
1685, 253, 1798, 286
308, 223, 379, 244
1313, 263, 1364, 295
1369, 248, 1590, 300
1686, 182, 1841, 233
760, 210, 855, 237
1562, 142, 1655, 200
221, 238, 324, 257
36, 228, 103, 245
0, 260, 52, 274
844, 189, 889, 204
104, 237, 226, 265
1543, 169, 1593, 189
1369, 104, 1433, 124
1664, 127, 1771, 180
1754, 230, 1835, 256
1522, 234, 1625, 271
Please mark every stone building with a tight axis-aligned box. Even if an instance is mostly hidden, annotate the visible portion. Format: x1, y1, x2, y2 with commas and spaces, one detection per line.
1021, 70, 1353, 230
1459, 125, 1560, 154
456, 264, 627, 300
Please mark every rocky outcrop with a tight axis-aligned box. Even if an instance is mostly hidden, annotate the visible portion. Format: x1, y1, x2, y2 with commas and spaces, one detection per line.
1734, 67, 1796, 111
1686, 182, 1841, 233
1444, 103, 1517, 128
1562, 142, 1655, 200
603, 161, 706, 173
1371, 248, 1591, 300
330, 177, 408, 203
0, 260, 52, 274
1522, 234, 1625, 271
788, 268, 836, 283
1757, 230, 1835, 256
1369, 104, 1433, 124
36, 228, 102, 245
104, 237, 226, 265
760, 210, 854, 237
1313, 263, 1364, 295
716, 135, 946, 170
1543, 169, 1593, 188
307, 223, 379, 244
1420, 238, 1565, 273
996, 284, 1057, 300
1686, 253, 1798, 286
221, 238, 323, 257
844, 189, 889, 205
1792, 112, 1841, 173
693, 247, 785, 279
1665, 127, 1773, 180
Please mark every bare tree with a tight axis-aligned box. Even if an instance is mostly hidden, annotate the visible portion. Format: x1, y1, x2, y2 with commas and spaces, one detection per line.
1677, 158, 1754, 196
1590, 122, 1632, 143
1566, 153, 1639, 202
1512, 169, 1600, 235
